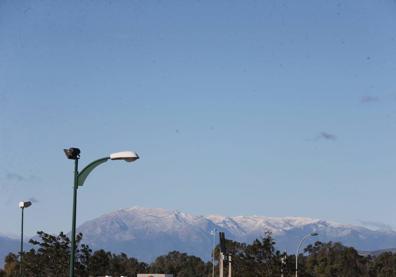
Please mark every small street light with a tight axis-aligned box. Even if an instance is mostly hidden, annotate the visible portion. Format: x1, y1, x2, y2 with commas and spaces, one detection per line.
64, 148, 139, 277
295, 232, 318, 277
19, 201, 32, 276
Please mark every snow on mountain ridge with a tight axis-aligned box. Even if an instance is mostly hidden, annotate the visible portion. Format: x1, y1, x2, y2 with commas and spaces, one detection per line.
208, 214, 322, 236
102, 207, 383, 235
75, 207, 396, 262
79, 207, 215, 243
3, 207, 396, 265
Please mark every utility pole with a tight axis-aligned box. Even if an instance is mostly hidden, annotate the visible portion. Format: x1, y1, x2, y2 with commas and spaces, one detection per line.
211, 228, 217, 277
280, 253, 287, 277
228, 255, 232, 277
219, 252, 224, 277
219, 232, 227, 277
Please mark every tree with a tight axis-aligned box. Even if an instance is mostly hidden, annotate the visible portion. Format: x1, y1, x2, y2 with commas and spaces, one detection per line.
2, 253, 18, 277
304, 241, 370, 277
150, 251, 210, 277
215, 231, 284, 277
107, 253, 148, 276
237, 231, 282, 276
368, 252, 396, 277
87, 250, 148, 276
3, 231, 89, 277
4, 229, 396, 277
87, 249, 111, 276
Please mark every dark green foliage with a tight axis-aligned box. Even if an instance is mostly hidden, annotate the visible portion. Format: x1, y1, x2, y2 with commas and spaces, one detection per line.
27, 231, 73, 276
4, 231, 86, 277
221, 231, 288, 277
368, 252, 396, 277
304, 241, 370, 277
150, 251, 211, 277
88, 250, 148, 277
1, 231, 148, 277
2, 230, 396, 276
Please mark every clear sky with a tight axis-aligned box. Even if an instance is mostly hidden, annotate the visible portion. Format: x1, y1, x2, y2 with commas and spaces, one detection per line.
1, 0, 396, 236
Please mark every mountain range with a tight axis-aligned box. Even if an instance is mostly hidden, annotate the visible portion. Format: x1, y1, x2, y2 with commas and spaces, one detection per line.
2, 207, 396, 265
77, 207, 396, 262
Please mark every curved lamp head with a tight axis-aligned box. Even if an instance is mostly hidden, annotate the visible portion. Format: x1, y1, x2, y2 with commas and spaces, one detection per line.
110, 151, 139, 162
19, 201, 32, 209
76, 150, 140, 187
310, 232, 319, 237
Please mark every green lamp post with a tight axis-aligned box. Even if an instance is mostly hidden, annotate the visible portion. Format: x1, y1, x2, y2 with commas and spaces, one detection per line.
64, 148, 139, 277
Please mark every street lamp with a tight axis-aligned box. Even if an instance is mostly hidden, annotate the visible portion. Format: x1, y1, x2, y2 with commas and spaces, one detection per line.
19, 201, 32, 277
210, 228, 218, 277
295, 232, 318, 277
64, 148, 139, 277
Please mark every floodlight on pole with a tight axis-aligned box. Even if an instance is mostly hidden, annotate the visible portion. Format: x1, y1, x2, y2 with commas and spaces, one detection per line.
64, 148, 139, 277
295, 232, 318, 277
19, 201, 32, 209
19, 201, 32, 277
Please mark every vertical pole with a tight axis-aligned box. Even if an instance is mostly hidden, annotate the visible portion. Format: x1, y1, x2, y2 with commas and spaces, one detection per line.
228, 255, 231, 277
281, 254, 286, 277
69, 158, 78, 277
296, 235, 307, 277
219, 252, 224, 277
20, 207, 24, 277
212, 230, 215, 277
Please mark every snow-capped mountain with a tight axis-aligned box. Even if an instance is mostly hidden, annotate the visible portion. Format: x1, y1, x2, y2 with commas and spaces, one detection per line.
77, 207, 218, 262
77, 207, 396, 262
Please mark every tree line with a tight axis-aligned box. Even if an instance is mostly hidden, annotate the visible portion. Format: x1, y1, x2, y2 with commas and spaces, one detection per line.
1, 230, 396, 276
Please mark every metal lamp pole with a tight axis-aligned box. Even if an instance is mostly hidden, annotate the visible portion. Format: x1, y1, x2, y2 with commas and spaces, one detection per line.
69, 157, 79, 277
280, 253, 287, 277
295, 232, 318, 277
19, 201, 32, 277
64, 148, 139, 277
211, 228, 217, 277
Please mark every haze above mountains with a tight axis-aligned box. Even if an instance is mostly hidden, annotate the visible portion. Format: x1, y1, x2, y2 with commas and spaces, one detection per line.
2, 207, 396, 263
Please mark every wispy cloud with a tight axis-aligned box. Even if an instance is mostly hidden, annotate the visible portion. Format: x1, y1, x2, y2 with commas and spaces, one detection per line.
1, 172, 40, 194
4, 172, 39, 182
311, 132, 337, 141
5, 172, 26, 182
361, 96, 380, 103
307, 132, 338, 142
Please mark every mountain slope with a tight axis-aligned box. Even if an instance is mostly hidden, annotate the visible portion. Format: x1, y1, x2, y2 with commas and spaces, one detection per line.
77, 207, 396, 262
0, 235, 20, 267
78, 207, 219, 262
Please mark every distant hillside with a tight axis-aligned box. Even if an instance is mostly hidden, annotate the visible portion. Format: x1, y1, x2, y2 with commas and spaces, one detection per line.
3, 207, 396, 266
359, 248, 396, 257
76, 207, 396, 262
0, 235, 19, 266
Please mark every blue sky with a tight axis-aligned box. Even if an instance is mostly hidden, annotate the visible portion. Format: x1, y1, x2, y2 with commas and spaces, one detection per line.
1, 0, 396, 236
